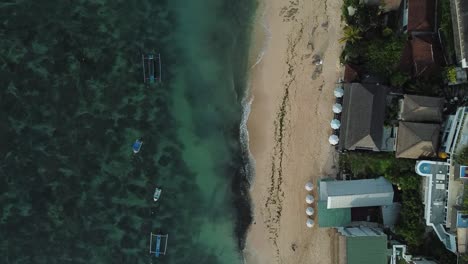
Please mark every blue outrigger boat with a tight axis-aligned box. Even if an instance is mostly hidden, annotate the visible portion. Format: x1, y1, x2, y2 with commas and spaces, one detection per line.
149, 233, 168, 257
132, 139, 143, 153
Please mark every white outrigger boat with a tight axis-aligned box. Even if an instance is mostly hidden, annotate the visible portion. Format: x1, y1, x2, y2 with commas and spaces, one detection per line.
153, 187, 162, 202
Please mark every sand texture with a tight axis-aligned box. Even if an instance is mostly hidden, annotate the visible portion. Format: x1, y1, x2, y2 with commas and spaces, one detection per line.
245, 0, 344, 263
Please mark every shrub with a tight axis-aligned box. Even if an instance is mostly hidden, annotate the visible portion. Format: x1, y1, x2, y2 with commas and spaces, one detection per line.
390, 71, 410, 87
445, 66, 457, 83
455, 146, 468, 165
364, 35, 406, 76
382, 27, 393, 37
339, 25, 363, 44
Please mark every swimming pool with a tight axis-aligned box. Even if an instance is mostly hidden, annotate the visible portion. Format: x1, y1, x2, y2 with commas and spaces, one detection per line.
416, 161, 434, 176
461, 166, 468, 178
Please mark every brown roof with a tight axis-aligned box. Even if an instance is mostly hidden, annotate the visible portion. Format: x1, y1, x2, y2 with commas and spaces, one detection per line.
400, 95, 443, 122
399, 35, 442, 78
407, 0, 435, 33
344, 64, 360, 83
363, 0, 402, 12
411, 35, 437, 76
395, 122, 440, 159
340, 83, 388, 151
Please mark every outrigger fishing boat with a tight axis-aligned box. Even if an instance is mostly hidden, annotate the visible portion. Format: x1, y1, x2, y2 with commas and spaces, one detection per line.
153, 187, 162, 202
142, 53, 162, 84
149, 233, 168, 258
132, 139, 143, 153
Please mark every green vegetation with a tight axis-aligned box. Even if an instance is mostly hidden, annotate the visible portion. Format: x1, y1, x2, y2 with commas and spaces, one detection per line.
396, 259, 407, 264
390, 72, 410, 87
460, 254, 468, 264
461, 188, 468, 213
339, 25, 363, 44
440, 0, 455, 61
405, 78, 444, 97
382, 27, 393, 38
339, 152, 414, 179
455, 146, 468, 165
340, 152, 425, 247
445, 66, 458, 83
384, 97, 400, 127
342, 0, 381, 31
364, 35, 406, 76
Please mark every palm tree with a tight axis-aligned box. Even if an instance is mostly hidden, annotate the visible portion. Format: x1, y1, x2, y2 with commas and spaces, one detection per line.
339, 25, 363, 44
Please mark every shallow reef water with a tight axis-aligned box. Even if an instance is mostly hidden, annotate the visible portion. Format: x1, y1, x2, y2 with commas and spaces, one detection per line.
0, 0, 256, 263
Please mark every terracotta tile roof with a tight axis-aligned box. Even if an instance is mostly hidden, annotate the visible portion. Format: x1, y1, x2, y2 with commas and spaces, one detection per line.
344, 64, 360, 83
399, 35, 442, 78
411, 35, 436, 76
407, 0, 435, 32
363, 0, 402, 12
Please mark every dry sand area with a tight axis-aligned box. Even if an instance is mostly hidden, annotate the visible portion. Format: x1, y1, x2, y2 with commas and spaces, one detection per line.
244, 0, 344, 263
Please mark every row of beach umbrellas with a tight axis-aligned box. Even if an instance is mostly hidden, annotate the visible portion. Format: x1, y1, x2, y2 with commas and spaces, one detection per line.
328, 86, 344, 146
304, 182, 315, 228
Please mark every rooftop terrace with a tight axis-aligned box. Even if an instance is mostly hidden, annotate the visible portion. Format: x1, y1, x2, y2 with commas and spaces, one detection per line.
416, 160, 457, 252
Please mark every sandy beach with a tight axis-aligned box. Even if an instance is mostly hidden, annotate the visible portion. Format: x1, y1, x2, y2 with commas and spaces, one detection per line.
244, 0, 344, 263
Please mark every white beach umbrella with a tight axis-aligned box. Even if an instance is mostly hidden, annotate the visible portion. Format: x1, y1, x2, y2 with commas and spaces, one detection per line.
306, 218, 315, 228
330, 119, 341, 129
306, 194, 314, 204
305, 182, 314, 191
306, 207, 315, 216
334, 86, 344, 98
329, 135, 339, 145
332, 103, 342, 114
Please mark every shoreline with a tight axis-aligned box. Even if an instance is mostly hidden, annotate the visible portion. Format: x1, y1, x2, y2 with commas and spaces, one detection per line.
244, 0, 345, 263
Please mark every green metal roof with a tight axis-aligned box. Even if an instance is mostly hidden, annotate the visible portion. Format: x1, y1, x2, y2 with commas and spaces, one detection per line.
317, 200, 351, 227
347, 235, 388, 264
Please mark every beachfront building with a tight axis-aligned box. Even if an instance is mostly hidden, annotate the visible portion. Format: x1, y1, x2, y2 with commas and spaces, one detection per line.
450, 0, 468, 68
320, 177, 394, 209
395, 122, 440, 159
395, 95, 443, 159
443, 107, 468, 161
415, 160, 458, 252
338, 83, 395, 152
391, 243, 440, 264
317, 177, 395, 228
401, 0, 436, 34
399, 95, 443, 123
336, 226, 388, 264
439, 107, 468, 253
337, 226, 440, 264
362, 0, 402, 12
399, 34, 443, 78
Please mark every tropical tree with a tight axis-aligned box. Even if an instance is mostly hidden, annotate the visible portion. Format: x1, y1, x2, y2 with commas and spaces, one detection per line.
339, 25, 363, 44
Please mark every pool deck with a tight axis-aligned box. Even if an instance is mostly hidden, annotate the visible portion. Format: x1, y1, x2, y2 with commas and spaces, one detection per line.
416, 160, 458, 252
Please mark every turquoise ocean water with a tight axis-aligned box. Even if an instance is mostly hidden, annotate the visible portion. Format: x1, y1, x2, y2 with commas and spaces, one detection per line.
0, 0, 256, 263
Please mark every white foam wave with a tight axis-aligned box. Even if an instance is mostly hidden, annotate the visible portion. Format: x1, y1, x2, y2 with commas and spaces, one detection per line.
249, 5, 271, 70
239, 92, 255, 187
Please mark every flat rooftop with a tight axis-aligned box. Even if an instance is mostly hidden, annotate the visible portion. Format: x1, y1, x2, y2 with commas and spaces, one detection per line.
432, 166, 448, 224
416, 160, 458, 252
